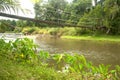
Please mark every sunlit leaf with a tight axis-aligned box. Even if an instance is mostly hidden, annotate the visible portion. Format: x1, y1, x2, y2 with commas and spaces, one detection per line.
30, 0, 41, 3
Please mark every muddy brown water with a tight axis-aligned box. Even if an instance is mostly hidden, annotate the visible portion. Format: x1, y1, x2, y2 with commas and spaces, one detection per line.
0, 33, 120, 67
35, 37, 120, 67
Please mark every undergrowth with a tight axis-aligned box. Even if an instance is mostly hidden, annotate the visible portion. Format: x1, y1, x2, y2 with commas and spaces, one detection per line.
0, 38, 120, 80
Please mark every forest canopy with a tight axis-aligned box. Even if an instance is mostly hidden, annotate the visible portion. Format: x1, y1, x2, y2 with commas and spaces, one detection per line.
0, 0, 120, 35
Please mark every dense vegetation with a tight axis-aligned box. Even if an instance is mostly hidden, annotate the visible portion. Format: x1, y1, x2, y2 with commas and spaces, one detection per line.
0, 0, 120, 79
30, 0, 120, 35
0, 38, 120, 80
0, 0, 120, 35
0, 0, 20, 12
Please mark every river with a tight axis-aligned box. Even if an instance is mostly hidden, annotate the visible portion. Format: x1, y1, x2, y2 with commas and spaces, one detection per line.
35, 36, 120, 67
0, 33, 120, 67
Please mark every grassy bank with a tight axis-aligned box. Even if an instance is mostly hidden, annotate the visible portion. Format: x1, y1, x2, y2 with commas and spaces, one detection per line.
21, 27, 88, 35
62, 35, 120, 42
0, 57, 63, 80
0, 38, 120, 80
21, 27, 120, 42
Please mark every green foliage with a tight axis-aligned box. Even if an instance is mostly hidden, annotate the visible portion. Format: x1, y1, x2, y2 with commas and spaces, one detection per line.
22, 27, 40, 34
0, 20, 15, 32
53, 54, 64, 63
69, 0, 92, 22
21, 27, 82, 36
39, 51, 50, 60
37, 51, 50, 66
0, 38, 37, 63
1, 0, 119, 35
12, 38, 37, 62
0, 57, 63, 80
48, 28, 59, 35
115, 65, 120, 79
34, 0, 68, 23
78, 0, 120, 35
0, 38, 120, 79
51, 53, 119, 79
0, 0, 20, 12
62, 27, 77, 36
13, 27, 23, 32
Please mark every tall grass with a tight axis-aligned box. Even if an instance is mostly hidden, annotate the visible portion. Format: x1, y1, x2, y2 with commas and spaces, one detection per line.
21, 27, 92, 36
62, 35, 120, 42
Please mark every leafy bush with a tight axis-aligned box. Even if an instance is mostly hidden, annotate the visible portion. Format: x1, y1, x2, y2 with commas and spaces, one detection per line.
0, 38, 37, 63
0, 38, 120, 80
48, 28, 59, 35
22, 27, 40, 34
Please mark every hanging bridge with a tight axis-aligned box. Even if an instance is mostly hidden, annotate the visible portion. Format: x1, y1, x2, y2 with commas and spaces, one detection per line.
0, 12, 93, 28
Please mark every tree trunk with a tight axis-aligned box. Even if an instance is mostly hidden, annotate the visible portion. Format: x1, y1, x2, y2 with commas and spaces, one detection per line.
106, 28, 111, 34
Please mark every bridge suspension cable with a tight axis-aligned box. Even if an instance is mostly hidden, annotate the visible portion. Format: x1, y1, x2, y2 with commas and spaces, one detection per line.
0, 12, 93, 28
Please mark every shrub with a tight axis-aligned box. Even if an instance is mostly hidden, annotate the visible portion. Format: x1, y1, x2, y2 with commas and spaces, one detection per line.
0, 38, 120, 80
22, 27, 39, 35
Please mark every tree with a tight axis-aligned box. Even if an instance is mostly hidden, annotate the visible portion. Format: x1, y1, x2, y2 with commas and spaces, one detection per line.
0, 0, 21, 32
69, 0, 92, 23
0, 0, 20, 12
103, 0, 120, 34
78, 0, 120, 35
0, 20, 16, 32
34, 0, 68, 25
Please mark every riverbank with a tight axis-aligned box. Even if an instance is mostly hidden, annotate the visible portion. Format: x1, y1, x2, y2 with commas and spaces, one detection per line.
61, 35, 120, 42
23, 34, 120, 42
21, 27, 120, 42
0, 37, 120, 80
